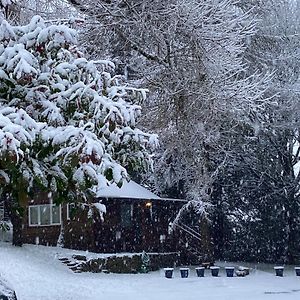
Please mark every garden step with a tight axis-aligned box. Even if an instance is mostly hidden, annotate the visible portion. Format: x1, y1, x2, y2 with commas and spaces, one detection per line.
60, 259, 71, 264
58, 257, 69, 262
67, 262, 79, 267
72, 255, 87, 261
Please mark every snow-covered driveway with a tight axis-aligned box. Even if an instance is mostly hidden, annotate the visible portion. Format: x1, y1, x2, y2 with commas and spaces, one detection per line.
1, 243, 300, 300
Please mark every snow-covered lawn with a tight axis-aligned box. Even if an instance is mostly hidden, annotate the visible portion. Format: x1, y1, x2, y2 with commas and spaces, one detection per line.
1, 243, 300, 300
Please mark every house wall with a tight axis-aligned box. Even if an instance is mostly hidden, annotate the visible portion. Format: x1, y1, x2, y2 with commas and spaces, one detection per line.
90, 199, 181, 253
23, 191, 64, 246
63, 205, 96, 251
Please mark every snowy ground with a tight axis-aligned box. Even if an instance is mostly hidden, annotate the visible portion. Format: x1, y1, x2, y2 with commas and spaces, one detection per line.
1, 243, 300, 300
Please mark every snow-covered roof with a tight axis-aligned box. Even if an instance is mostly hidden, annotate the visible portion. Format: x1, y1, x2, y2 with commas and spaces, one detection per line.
96, 180, 161, 200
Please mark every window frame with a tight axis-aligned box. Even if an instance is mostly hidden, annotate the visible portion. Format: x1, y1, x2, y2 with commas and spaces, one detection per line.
28, 204, 61, 227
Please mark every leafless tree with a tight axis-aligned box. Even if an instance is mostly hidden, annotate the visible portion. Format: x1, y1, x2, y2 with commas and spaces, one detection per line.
65, 1, 272, 210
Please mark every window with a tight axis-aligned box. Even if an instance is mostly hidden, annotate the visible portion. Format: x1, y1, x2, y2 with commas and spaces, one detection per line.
0, 201, 4, 221
52, 205, 61, 224
66, 203, 76, 220
29, 204, 61, 226
120, 204, 133, 228
40, 205, 51, 225
29, 206, 39, 225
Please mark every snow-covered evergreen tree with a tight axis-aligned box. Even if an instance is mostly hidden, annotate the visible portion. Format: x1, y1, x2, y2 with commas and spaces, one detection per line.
0, 15, 158, 245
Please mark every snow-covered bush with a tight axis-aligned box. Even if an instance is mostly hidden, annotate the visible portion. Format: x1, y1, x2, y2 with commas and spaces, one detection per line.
0, 16, 158, 244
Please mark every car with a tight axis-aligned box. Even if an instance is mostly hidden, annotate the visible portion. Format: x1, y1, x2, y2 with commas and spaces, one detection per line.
0, 277, 17, 300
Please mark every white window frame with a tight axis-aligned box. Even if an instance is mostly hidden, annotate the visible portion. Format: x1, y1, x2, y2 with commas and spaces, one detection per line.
28, 204, 61, 227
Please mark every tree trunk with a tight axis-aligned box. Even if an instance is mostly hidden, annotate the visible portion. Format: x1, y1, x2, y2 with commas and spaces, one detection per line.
10, 187, 27, 247
11, 207, 23, 247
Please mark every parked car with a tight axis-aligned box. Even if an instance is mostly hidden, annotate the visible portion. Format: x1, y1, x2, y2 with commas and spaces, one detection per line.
0, 277, 17, 300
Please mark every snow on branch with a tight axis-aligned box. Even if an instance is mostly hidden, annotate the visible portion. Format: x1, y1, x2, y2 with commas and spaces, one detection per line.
0, 15, 158, 196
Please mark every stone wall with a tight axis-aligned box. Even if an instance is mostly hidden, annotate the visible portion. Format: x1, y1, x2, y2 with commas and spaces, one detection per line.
73, 252, 181, 274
